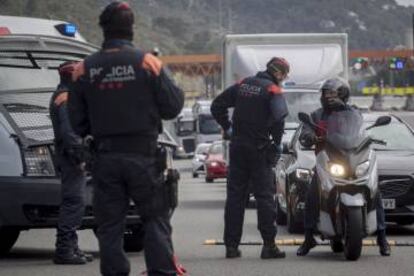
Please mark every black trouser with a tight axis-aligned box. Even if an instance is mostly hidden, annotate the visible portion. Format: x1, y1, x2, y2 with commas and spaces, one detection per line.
304, 172, 386, 232
93, 153, 176, 276
55, 153, 86, 255
224, 141, 277, 248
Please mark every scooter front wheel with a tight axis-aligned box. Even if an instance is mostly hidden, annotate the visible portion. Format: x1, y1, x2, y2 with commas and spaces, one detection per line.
343, 207, 363, 261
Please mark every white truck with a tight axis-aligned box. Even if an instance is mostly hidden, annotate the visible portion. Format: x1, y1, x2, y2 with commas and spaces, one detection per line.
192, 100, 222, 145
163, 107, 196, 158
222, 33, 348, 122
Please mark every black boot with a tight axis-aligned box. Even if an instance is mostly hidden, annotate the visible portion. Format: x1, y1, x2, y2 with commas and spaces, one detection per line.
260, 241, 286, 259
377, 230, 391, 256
297, 230, 317, 256
53, 251, 87, 265
74, 247, 94, 262
226, 246, 241, 258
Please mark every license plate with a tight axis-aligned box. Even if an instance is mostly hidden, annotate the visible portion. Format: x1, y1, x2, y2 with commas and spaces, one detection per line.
382, 199, 396, 210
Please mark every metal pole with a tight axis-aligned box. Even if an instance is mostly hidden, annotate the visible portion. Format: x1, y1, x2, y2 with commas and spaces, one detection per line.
204, 239, 414, 247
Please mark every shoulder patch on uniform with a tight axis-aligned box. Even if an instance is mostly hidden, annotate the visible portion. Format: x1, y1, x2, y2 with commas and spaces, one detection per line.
72, 61, 85, 82
267, 84, 282, 95
142, 53, 162, 76
54, 92, 68, 106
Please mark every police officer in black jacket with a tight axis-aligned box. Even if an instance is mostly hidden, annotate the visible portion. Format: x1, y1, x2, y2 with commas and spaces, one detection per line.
211, 57, 290, 259
50, 61, 93, 264
296, 78, 391, 257
68, 2, 184, 275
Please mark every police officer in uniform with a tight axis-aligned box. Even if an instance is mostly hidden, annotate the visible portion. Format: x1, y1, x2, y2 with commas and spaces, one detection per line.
211, 57, 290, 259
296, 78, 391, 257
50, 61, 93, 264
68, 2, 184, 275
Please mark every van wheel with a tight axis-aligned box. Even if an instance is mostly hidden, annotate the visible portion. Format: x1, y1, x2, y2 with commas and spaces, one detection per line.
0, 227, 20, 256
192, 172, 199, 178
124, 224, 145, 252
205, 177, 214, 183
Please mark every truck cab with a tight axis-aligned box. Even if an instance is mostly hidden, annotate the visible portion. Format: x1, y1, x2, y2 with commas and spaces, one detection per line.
192, 100, 222, 145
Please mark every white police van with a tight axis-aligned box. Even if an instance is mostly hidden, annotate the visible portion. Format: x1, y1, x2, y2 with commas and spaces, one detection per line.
0, 16, 146, 255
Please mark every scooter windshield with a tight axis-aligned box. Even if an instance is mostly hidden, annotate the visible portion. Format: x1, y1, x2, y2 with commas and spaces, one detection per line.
325, 109, 366, 151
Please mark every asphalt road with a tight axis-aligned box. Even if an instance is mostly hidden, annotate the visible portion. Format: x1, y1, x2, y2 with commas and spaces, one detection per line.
1, 159, 414, 276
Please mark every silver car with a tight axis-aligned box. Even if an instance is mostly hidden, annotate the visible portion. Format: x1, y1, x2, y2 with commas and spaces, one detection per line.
191, 143, 211, 178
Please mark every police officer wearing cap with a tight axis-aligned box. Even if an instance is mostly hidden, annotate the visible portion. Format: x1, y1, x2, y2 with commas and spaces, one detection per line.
211, 57, 290, 259
68, 2, 184, 276
50, 61, 93, 265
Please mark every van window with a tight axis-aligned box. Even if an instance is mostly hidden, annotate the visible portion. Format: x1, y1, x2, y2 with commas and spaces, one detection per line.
0, 50, 83, 92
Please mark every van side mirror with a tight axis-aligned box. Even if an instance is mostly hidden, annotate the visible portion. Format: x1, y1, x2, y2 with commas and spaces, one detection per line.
366, 116, 391, 130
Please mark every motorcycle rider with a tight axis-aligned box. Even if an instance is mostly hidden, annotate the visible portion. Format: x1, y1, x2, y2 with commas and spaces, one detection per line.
296, 78, 391, 257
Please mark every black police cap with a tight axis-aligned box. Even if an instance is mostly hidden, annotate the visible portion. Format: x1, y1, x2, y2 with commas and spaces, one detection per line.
99, 1, 134, 31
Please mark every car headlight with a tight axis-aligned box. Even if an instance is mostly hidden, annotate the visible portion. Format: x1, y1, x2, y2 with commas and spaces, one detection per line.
295, 168, 312, 181
210, 161, 219, 167
24, 146, 56, 176
329, 163, 346, 178
355, 161, 370, 178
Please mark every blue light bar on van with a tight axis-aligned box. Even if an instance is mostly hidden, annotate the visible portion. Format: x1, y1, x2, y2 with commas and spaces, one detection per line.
55, 23, 77, 37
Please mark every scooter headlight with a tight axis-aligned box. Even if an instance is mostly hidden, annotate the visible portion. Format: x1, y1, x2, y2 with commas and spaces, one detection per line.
355, 161, 370, 178
329, 163, 346, 178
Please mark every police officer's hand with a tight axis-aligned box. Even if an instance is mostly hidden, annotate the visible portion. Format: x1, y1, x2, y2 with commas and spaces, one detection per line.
222, 127, 232, 141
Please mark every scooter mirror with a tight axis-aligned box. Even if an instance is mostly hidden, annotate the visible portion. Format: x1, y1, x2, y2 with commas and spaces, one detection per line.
366, 115, 391, 130
298, 112, 312, 125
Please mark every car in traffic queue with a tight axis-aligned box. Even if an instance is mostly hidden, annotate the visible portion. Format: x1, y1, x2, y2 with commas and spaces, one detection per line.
0, 15, 157, 256
275, 112, 414, 233
191, 143, 211, 178
205, 140, 227, 183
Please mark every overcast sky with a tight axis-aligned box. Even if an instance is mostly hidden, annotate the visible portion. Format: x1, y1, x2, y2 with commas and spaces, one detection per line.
396, 0, 414, 6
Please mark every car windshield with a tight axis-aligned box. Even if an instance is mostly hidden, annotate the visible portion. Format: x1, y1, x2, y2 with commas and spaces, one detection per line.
367, 121, 414, 151
284, 91, 321, 123
282, 128, 297, 144
199, 114, 221, 134
209, 143, 223, 154
196, 144, 210, 155
326, 109, 366, 150
177, 120, 194, 136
